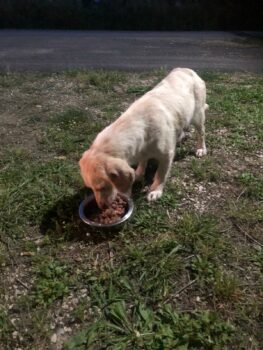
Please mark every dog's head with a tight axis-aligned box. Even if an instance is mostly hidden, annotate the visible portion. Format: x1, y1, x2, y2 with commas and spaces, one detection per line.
79, 150, 135, 209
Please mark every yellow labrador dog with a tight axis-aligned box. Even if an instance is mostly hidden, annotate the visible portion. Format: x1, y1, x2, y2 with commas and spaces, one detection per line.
79, 68, 208, 208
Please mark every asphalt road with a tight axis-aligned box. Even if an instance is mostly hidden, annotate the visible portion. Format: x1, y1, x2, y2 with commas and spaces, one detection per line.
0, 30, 262, 72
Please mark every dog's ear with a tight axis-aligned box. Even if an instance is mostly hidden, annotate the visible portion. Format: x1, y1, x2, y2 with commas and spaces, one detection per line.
79, 151, 91, 187
106, 158, 135, 193
79, 155, 86, 172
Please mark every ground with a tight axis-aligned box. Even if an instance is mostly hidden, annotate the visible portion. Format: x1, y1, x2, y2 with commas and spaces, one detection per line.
0, 69, 262, 350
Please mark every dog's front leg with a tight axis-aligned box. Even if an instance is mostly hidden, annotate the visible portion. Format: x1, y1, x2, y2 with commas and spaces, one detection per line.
147, 151, 174, 202
135, 160, 147, 181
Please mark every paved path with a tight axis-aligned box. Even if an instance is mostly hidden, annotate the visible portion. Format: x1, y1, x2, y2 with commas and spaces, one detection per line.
0, 30, 262, 72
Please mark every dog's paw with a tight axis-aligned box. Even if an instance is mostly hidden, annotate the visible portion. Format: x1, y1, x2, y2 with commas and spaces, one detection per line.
147, 189, 163, 202
195, 148, 207, 157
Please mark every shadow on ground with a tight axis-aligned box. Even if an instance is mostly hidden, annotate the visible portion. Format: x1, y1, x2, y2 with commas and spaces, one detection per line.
40, 151, 189, 244
40, 188, 122, 244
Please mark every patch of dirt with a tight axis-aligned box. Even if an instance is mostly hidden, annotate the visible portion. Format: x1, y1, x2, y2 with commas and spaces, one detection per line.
0, 76, 88, 153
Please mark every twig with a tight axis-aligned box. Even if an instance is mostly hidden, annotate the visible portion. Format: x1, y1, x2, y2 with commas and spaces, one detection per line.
164, 279, 197, 304
240, 283, 263, 287
174, 279, 197, 297
108, 242, 114, 266
15, 278, 29, 290
166, 210, 171, 219
236, 188, 246, 202
233, 222, 262, 247
183, 254, 195, 261
93, 253, 99, 268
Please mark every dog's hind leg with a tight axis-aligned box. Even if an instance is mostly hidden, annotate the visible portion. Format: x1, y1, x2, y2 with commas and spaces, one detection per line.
193, 108, 207, 157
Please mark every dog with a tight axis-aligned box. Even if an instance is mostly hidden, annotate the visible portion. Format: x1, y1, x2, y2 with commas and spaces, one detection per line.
79, 68, 208, 209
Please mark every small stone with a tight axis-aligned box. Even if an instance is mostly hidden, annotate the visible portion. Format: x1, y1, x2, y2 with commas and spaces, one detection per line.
54, 155, 66, 160
20, 251, 35, 257
198, 185, 204, 192
74, 256, 82, 262
57, 328, 65, 335
64, 326, 72, 333
72, 298, 79, 305
51, 333, 57, 343
12, 331, 18, 339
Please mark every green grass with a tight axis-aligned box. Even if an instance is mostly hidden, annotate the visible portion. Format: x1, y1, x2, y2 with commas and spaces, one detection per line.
190, 158, 223, 183
65, 302, 234, 350
237, 172, 263, 200
30, 259, 72, 306
0, 69, 262, 349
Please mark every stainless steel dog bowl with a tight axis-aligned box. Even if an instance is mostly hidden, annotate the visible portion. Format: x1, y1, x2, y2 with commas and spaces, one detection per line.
79, 193, 134, 229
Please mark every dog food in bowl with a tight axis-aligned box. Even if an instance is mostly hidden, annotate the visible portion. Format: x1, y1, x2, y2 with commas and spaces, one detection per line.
85, 194, 127, 224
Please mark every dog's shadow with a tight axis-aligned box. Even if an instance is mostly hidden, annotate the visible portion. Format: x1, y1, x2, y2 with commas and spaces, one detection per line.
40, 165, 156, 243
40, 178, 155, 244
40, 151, 190, 243
40, 188, 120, 244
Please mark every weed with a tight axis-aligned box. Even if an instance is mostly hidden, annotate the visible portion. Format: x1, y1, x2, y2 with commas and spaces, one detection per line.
72, 301, 88, 323
175, 213, 222, 253
250, 246, 263, 271
238, 172, 263, 200
30, 259, 71, 306
118, 238, 183, 300
65, 302, 234, 350
190, 158, 221, 182
69, 69, 126, 91
189, 255, 217, 281
131, 203, 171, 234
213, 270, 241, 301
200, 71, 226, 82
0, 309, 15, 350
126, 85, 152, 94
49, 109, 88, 130
227, 199, 263, 226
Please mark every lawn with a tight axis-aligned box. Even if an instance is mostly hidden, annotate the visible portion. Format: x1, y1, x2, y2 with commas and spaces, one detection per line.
0, 69, 262, 350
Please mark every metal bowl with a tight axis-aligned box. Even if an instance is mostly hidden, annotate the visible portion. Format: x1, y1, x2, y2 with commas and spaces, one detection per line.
79, 193, 134, 230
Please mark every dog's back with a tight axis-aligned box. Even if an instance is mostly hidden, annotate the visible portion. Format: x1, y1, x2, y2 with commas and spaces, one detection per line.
95, 68, 207, 161
148, 68, 207, 125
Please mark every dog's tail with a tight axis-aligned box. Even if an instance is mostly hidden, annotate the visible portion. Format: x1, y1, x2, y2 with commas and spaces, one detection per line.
204, 103, 209, 111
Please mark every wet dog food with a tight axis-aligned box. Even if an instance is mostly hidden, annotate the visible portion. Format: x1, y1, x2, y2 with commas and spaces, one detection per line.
87, 194, 127, 224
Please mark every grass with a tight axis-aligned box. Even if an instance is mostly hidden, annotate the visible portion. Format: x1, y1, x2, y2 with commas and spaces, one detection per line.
65, 303, 234, 350
0, 69, 263, 349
